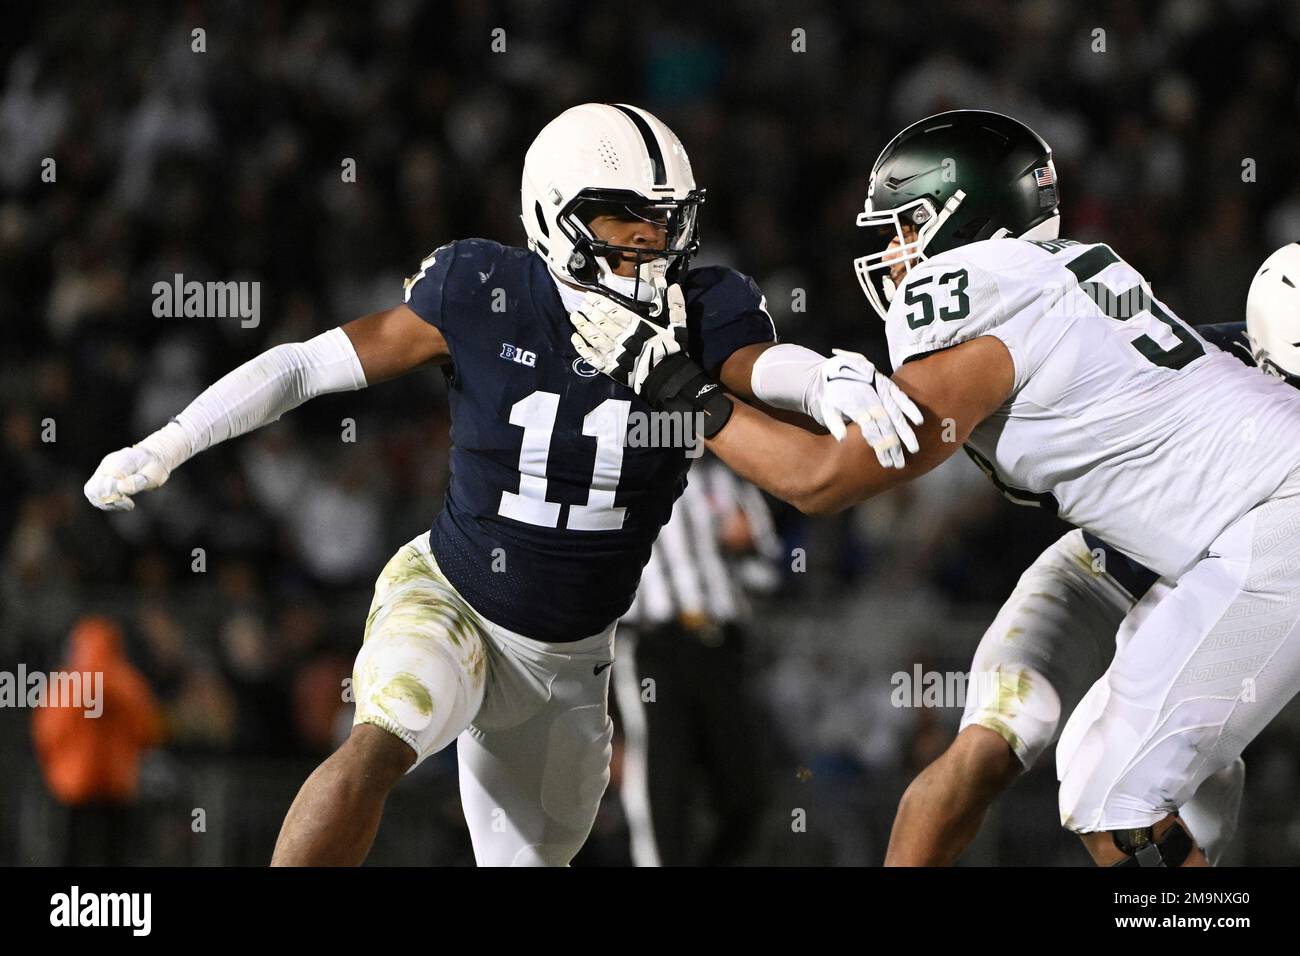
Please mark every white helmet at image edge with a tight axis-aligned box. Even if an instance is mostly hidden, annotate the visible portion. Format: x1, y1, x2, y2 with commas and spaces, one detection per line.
1246, 242, 1300, 383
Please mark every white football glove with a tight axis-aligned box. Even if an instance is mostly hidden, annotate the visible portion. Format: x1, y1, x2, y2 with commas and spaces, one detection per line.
809, 349, 923, 468
570, 284, 689, 393
83, 444, 173, 511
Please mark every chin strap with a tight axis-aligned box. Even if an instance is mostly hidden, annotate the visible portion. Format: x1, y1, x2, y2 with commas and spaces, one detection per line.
1110, 823, 1195, 867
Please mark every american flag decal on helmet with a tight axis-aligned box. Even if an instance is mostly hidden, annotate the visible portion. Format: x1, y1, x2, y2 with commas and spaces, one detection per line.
1034, 165, 1055, 187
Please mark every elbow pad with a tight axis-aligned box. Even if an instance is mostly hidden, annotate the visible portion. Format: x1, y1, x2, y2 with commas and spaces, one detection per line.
749, 343, 825, 416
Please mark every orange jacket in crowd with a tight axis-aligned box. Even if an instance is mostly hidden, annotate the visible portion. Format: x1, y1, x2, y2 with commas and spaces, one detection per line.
32, 616, 163, 805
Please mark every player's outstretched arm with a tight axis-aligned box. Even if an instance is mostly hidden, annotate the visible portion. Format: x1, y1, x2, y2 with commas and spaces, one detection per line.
84, 305, 448, 512
569, 286, 924, 467
707, 336, 1014, 514
720, 342, 923, 468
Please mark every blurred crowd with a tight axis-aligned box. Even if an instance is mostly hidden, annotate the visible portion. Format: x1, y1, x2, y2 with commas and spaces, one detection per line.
4, 0, 1300, 864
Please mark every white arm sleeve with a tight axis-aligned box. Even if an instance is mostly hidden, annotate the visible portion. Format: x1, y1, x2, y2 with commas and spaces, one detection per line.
749, 342, 825, 415
137, 327, 368, 471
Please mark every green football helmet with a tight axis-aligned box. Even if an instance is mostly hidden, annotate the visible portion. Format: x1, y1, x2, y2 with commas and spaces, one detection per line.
854, 110, 1061, 320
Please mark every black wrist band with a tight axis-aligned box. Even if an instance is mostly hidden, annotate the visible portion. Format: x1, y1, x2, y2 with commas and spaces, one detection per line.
640, 353, 734, 439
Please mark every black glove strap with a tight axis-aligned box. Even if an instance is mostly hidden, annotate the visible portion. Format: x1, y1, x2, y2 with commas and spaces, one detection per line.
640, 353, 734, 440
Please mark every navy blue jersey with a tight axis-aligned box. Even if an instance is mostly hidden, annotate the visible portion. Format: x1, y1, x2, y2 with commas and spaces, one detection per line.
1195, 321, 1252, 362
1087, 321, 1254, 599
402, 239, 775, 642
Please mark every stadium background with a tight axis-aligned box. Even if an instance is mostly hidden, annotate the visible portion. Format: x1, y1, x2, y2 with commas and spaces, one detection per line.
3, 0, 1300, 865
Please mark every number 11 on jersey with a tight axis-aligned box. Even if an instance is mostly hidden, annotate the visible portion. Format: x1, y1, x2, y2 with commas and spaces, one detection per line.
498, 390, 630, 531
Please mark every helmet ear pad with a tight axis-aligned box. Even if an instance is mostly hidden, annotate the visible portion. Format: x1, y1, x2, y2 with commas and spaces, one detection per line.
567, 237, 600, 284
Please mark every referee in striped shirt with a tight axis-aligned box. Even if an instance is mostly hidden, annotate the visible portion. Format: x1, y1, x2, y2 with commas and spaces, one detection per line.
614, 455, 781, 866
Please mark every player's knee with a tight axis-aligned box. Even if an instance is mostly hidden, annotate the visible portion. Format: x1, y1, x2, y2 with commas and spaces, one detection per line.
960, 665, 1062, 771
352, 627, 486, 768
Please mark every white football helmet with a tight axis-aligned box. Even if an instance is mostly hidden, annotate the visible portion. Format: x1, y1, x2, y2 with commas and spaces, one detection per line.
520, 103, 704, 315
1246, 242, 1300, 383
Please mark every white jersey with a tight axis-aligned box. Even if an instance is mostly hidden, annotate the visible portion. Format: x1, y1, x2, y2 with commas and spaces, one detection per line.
885, 237, 1300, 579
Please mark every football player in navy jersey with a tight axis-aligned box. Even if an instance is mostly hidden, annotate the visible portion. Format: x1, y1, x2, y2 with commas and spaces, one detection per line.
84, 102, 922, 866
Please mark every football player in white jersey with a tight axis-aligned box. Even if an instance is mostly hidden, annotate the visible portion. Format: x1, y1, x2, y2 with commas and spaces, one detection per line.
571, 111, 1300, 866
885, 244, 1300, 866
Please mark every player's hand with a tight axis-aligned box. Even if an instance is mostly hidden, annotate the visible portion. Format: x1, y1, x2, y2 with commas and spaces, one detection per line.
570, 283, 688, 394
811, 349, 923, 468
83, 445, 172, 511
